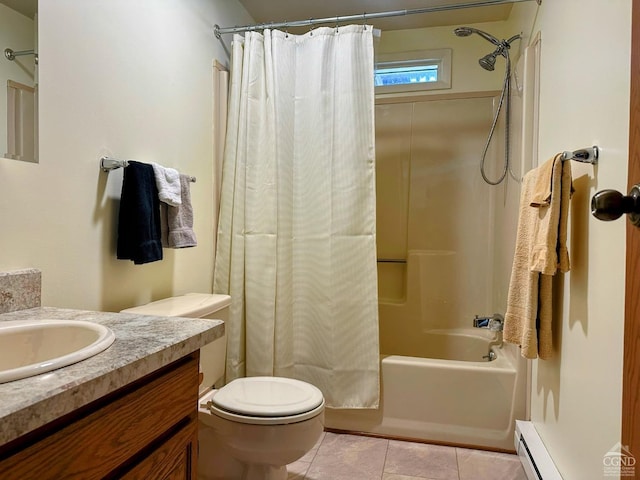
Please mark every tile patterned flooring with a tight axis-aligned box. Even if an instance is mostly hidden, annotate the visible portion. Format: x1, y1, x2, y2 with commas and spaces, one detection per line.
287, 432, 528, 480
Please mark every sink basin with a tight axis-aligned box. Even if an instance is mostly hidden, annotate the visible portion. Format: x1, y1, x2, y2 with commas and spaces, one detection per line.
0, 320, 115, 383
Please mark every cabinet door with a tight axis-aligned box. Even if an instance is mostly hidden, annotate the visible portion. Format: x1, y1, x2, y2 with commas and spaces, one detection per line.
121, 419, 198, 480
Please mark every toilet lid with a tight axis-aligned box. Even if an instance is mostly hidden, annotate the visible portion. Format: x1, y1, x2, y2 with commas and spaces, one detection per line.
212, 376, 324, 417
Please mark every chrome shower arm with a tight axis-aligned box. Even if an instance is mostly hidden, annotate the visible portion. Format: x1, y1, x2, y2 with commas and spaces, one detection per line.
505, 34, 522, 45
474, 30, 502, 47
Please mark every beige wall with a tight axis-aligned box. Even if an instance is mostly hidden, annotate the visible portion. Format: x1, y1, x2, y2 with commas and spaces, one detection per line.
0, 0, 252, 312
522, 1, 630, 479
377, 20, 513, 95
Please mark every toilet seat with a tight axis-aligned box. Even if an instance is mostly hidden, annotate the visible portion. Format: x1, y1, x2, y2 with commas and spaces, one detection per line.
200, 376, 325, 426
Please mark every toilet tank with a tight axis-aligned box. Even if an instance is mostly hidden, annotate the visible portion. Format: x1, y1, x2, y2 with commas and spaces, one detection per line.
120, 293, 230, 396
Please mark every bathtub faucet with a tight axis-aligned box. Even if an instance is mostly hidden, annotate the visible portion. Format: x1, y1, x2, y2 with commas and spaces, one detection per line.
473, 313, 504, 332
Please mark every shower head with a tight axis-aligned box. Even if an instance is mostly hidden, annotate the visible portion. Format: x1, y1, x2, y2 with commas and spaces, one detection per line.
453, 26, 501, 47
454, 27, 522, 71
453, 26, 473, 37
478, 51, 498, 71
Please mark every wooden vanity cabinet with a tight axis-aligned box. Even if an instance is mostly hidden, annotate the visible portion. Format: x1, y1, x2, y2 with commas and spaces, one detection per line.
0, 351, 200, 480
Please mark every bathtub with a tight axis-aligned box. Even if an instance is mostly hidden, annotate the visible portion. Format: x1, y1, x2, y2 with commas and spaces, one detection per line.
323, 328, 526, 451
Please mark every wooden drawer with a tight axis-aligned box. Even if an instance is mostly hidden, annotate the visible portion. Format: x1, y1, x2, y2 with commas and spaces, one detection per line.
121, 419, 198, 480
0, 353, 199, 480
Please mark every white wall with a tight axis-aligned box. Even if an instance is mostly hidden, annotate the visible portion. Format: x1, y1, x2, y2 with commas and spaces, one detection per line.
523, 1, 630, 478
0, 0, 252, 312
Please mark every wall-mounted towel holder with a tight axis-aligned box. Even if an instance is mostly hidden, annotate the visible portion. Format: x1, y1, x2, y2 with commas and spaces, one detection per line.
561, 146, 599, 164
101, 156, 129, 171
100, 156, 196, 182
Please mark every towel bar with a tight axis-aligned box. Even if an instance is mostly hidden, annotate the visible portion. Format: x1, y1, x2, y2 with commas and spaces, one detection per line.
561, 146, 598, 164
101, 156, 129, 171
100, 156, 196, 182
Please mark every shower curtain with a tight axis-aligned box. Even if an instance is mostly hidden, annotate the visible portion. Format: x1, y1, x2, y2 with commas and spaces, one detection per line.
213, 25, 379, 408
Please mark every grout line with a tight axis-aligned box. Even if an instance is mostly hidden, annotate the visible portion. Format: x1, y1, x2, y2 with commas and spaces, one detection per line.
299, 432, 326, 479
300, 461, 311, 480
380, 437, 390, 480
455, 447, 462, 480
309, 432, 326, 462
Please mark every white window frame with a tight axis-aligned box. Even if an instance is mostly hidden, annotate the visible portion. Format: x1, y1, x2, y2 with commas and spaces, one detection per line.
374, 49, 452, 94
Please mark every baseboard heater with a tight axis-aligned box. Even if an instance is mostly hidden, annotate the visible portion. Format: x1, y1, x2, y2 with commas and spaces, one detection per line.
515, 420, 563, 479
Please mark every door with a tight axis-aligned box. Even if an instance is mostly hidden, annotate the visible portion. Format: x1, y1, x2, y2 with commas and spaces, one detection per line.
623, 0, 640, 461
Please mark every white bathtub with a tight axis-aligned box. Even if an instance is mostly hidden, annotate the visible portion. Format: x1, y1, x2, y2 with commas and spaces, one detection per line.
324, 328, 526, 451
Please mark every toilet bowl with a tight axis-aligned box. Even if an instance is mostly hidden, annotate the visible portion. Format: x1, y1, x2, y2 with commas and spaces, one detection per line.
121, 294, 325, 480
199, 377, 324, 480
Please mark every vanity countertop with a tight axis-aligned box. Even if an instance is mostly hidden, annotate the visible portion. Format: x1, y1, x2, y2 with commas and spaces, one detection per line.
0, 306, 224, 447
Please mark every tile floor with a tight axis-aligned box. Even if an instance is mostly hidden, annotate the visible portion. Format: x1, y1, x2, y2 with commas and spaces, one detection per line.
287, 432, 527, 480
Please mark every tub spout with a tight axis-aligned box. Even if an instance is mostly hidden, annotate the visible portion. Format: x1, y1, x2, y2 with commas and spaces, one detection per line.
474, 313, 504, 353
473, 313, 504, 331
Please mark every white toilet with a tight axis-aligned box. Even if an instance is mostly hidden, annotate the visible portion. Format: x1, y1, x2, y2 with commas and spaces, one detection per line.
121, 293, 325, 480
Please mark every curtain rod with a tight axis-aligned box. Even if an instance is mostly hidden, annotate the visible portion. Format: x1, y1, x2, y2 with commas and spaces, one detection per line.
214, 0, 541, 38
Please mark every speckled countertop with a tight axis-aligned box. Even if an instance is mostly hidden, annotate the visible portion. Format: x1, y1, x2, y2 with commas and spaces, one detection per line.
0, 306, 224, 446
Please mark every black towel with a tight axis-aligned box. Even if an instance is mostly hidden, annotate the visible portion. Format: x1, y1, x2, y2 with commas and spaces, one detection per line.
117, 161, 163, 264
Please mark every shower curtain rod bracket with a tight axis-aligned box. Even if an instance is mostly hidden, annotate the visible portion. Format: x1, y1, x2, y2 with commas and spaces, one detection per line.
4, 48, 37, 63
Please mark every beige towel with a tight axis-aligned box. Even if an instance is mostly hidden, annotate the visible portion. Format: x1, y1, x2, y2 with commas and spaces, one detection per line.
504, 171, 542, 358
538, 275, 554, 359
530, 154, 572, 275
504, 154, 572, 359
529, 155, 556, 207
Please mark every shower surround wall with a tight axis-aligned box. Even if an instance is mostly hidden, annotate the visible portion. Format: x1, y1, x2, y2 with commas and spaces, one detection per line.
377, 94, 503, 354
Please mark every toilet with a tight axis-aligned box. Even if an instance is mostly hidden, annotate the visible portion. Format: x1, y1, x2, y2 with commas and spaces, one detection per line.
121, 293, 325, 480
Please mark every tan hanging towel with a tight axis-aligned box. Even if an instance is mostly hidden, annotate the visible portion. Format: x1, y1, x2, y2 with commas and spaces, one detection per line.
504, 154, 572, 359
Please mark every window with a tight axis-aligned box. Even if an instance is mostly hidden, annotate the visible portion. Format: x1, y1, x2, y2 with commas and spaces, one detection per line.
375, 63, 439, 86
375, 49, 452, 94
